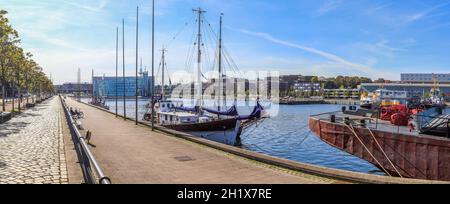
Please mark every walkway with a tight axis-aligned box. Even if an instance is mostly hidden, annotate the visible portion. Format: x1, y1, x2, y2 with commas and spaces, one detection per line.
0, 97, 68, 184
0, 97, 31, 113
65, 98, 336, 184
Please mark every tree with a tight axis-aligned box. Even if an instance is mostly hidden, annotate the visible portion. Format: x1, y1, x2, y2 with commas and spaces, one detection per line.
374, 78, 386, 83
344, 90, 351, 99
0, 10, 53, 112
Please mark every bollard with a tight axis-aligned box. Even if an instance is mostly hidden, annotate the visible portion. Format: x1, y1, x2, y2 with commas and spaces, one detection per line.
360, 119, 366, 127
86, 131, 92, 143
330, 115, 336, 123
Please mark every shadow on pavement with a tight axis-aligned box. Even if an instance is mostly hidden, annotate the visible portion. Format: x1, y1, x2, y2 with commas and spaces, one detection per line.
0, 122, 30, 138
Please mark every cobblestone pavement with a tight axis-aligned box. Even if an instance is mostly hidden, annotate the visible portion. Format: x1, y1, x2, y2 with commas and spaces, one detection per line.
0, 97, 68, 184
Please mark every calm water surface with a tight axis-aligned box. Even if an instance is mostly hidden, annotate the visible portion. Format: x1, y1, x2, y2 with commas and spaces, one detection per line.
82, 98, 381, 174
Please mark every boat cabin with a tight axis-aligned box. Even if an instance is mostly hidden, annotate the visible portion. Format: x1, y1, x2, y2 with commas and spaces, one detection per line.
158, 112, 199, 125
371, 89, 409, 106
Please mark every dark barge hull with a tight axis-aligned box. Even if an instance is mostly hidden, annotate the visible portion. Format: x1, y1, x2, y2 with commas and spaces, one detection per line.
162, 118, 237, 132
309, 117, 450, 181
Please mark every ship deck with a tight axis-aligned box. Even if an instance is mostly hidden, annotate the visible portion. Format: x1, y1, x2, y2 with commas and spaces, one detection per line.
311, 111, 449, 141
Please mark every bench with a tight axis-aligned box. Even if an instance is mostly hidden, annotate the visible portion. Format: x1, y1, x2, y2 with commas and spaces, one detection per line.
25, 103, 35, 108
0, 112, 12, 124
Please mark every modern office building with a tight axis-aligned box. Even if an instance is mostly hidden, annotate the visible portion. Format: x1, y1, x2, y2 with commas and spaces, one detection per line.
401, 73, 450, 84
93, 72, 153, 99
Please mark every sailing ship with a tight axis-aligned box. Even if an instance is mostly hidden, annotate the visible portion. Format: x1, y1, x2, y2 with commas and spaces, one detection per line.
143, 8, 268, 146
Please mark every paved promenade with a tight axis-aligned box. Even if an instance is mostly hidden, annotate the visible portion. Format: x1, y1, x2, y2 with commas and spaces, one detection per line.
0, 97, 68, 184
1, 98, 30, 113
65, 98, 337, 184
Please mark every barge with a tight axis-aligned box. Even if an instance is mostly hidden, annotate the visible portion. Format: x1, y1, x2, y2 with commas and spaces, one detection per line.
309, 108, 450, 181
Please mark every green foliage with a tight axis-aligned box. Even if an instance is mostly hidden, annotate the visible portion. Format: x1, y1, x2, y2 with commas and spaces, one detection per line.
0, 10, 53, 96
323, 76, 373, 89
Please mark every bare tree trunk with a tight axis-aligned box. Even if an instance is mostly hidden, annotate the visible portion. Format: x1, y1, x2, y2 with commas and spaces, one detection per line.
12, 83, 14, 112
1, 64, 5, 112
16, 67, 20, 112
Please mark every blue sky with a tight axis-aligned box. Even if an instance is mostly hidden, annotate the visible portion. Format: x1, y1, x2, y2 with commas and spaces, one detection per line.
2, 0, 450, 84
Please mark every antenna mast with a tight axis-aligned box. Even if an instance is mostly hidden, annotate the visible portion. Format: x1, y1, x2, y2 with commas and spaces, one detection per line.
161, 48, 167, 100
218, 13, 223, 113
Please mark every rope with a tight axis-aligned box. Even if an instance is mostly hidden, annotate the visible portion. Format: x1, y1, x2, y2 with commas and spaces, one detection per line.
366, 128, 403, 178
344, 123, 392, 177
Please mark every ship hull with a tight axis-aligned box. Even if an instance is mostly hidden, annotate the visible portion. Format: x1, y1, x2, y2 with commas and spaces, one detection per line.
161, 118, 238, 132
309, 116, 450, 181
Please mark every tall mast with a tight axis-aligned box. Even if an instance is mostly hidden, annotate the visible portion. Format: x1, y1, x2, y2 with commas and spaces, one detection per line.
218, 13, 223, 113
115, 26, 118, 117
161, 48, 167, 100
151, 0, 155, 130
135, 6, 139, 125
193, 7, 205, 110
122, 18, 126, 120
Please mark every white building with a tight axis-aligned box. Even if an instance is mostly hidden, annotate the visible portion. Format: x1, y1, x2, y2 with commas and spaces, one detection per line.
401, 73, 450, 83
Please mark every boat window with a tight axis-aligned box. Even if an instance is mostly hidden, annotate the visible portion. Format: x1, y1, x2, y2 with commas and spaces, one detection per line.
165, 115, 168, 121
170, 115, 173, 121
162, 104, 166, 108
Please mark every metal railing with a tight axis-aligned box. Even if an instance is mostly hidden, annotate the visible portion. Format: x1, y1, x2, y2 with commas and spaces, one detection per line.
59, 95, 111, 184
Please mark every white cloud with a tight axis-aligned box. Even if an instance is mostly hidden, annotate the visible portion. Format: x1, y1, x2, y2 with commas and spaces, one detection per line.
236, 28, 389, 79
363, 3, 391, 15
61, 0, 109, 12
405, 1, 450, 23
375, 40, 407, 52
315, 0, 343, 17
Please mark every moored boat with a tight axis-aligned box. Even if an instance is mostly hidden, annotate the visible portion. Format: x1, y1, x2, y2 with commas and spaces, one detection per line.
309, 107, 450, 181
142, 8, 268, 146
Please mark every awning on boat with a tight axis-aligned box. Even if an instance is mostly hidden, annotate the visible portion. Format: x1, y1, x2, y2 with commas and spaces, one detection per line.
237, 102, 264, 121
202, 106, 239, 116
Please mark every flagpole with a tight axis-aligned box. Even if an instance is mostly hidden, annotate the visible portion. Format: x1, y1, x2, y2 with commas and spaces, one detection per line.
151, 0, 155, 131
115, 26, 119, 117
135, 6, 139, 125
122, 18, 126, 120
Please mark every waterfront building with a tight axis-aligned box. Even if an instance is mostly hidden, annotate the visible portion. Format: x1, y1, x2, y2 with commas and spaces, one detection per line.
93, 72, 153, 99
279, 75, 322, 96
401, 73, 450, 84
323, 89, 360, 99
293, 82, 321, 93
361, 83, 450, 100
55, 83, 93, 95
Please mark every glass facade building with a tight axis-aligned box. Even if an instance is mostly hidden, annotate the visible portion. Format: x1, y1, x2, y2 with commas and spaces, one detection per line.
93, 72, 153, 98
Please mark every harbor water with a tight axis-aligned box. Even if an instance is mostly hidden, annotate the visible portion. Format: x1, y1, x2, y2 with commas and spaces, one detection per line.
82, 98, 381, 174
